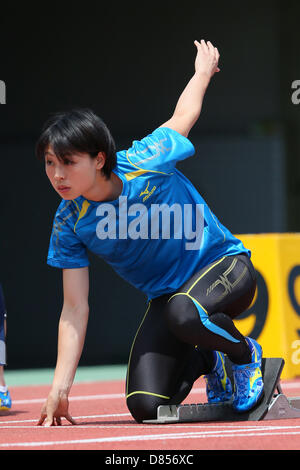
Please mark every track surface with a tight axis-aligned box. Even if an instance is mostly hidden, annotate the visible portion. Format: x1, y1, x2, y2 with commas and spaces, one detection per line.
1, 377, 300, 450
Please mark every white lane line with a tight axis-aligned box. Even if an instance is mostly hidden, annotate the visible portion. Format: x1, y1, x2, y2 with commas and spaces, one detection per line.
10, 388, 203, 405
9, 382, 300, 406
2, 409, 300, 428
12, 393, 125, 405
0, 425, 267, 429
1, 424, 300, 431
0, 412, 131, 424
2, 428, 300, 448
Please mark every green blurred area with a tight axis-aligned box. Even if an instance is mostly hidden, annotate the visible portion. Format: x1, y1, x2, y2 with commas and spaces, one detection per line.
4, 364, 127, 387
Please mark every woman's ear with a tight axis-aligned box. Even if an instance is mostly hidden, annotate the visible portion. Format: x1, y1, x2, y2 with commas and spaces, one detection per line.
95, 151, 106, 170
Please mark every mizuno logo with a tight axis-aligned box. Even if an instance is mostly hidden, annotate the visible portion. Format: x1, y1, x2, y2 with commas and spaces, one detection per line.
139, 181, 157, 202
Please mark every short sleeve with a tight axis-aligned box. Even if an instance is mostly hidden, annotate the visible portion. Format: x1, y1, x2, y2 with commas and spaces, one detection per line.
47, 201, 90, 269
125, 127, 195, 173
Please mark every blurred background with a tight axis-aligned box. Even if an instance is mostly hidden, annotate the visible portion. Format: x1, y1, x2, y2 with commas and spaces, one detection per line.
0, 0, 300, 370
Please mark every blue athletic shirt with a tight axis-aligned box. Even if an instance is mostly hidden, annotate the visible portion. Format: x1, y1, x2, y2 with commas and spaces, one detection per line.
47, 127, 250, 299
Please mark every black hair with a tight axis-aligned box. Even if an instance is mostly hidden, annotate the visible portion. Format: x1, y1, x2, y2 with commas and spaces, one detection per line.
36, 108, 117, 178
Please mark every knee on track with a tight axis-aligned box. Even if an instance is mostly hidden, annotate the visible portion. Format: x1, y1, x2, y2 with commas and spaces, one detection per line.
126, 392, 168, 423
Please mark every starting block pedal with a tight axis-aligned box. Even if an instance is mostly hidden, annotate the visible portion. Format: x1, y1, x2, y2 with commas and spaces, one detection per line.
143, 358, 300, 424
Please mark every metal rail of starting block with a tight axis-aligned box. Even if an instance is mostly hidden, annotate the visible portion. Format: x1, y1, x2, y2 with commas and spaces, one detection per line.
143, 358, 300, 424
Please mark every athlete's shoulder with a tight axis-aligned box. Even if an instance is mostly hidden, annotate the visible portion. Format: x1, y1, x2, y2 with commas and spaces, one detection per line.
52, 198, 81, 232
48, 197, 89, 269
116, 127, 195, 176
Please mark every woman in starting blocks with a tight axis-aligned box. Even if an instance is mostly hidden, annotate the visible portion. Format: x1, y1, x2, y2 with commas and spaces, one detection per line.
37, 40, 264, 426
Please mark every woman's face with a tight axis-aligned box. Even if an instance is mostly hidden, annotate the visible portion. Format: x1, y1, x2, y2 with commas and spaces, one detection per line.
45, 146, 105, 200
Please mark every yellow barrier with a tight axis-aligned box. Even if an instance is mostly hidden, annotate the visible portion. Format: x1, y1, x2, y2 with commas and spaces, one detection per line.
235, 234, 300, 379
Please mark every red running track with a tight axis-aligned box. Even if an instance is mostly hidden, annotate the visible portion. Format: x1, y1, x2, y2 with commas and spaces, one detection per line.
1, 377, 300, 450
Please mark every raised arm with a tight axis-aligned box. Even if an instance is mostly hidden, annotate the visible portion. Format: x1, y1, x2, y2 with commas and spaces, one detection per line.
160, 40, 220, 137
38, 267, 89, 426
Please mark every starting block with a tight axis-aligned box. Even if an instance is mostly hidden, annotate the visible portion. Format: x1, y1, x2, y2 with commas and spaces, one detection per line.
143, 358, 300, 424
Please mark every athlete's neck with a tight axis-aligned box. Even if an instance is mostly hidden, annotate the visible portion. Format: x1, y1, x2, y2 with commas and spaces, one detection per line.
82, 171, 123, 202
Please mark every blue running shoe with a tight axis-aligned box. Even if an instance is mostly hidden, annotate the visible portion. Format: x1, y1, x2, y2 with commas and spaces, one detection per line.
232, 337, 264, 413
0, 389, 12, 411
204, 351, 233, 403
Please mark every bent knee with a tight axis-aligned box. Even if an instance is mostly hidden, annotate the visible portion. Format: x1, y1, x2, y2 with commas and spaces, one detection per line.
126, 392, 168, 423
165, 293, 201, 343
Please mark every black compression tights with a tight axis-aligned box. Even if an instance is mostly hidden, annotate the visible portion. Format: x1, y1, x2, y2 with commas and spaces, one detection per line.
126, 254, 257, 422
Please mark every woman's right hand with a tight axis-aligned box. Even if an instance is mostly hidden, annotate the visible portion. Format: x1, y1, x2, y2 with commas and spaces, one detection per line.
37, 389, 77, 426
194, 39, 220, 79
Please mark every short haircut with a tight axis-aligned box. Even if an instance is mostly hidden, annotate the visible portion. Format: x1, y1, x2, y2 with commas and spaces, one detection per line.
36, 108, 117, 178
